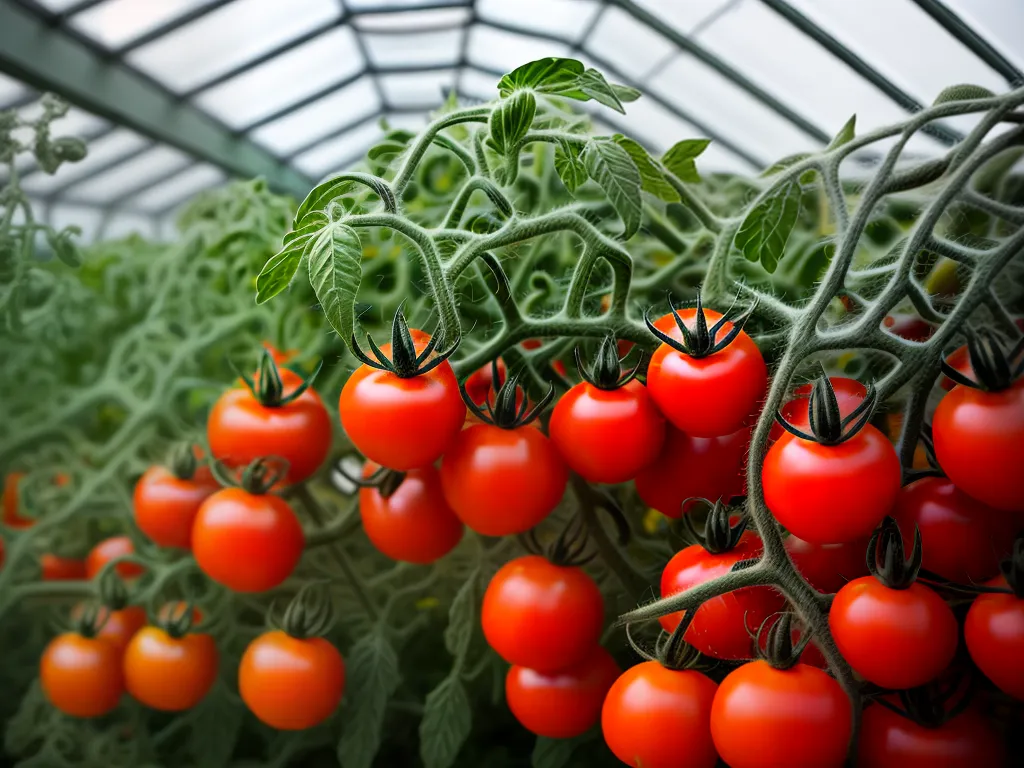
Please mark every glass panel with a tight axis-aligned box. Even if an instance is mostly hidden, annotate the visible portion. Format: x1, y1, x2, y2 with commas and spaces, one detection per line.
945, 0, 1024, 75
15, 103, 107, 140
379, 70, 455, 108
294, 120, 384, 178
467, 25, 570, 74
252, 79, 381, 155
128, 0, 339, 93
585, 6, 677, 79
32, 0, 84, 11
633, 0, 735, 36
362, 28, 462, 68
49, 203, 104, 243
347, 0, 469, 8
196, 26, 364, 129
0, 73, 28, 107
477, 0, 601, 40
66, 146, 192, 203
383, 112, 428, 132
133, 164, 225, 211
355, 7, 471, 32
20, 128, 149, 196
459, 68, 500, 101
71, 0, 216, 49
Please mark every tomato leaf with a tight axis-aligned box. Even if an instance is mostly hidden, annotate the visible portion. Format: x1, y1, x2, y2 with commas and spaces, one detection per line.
488, 90, 536, 156
662, 139, 711, 184
336, 629, 401, 768
444, 570, 478, 659
295, 172, 397, 226
256, 213, 328, 304
827, 114, 856, 150
933, 84, 995, 105
583, 137, 643, 239
734, 178, 803, 273
572, 68, 626, 114
613, 134, 680, 202
532, 734, 589, 768
498, 58, 584, 97
191, 686, 243, 768
419, 675, 472, 768
554, 140, 587, 195
612, 83, 641, 103
308, 223, 362, 343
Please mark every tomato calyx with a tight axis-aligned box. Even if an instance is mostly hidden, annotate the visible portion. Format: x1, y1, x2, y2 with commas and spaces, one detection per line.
168, 442, 200, 481
645, 291, 757, 359
873, 676, 974, 729
940, 327, 1024, 392
775, 372, 877, 446
351, 307, 458, 379
336, 461, 407, 500
867, 516, 923, 590
273, 583, 335, 640
681, 498, 748, 555
574, 334, 643, 391
519, 512, 594, 568
156, 600, 200, 639
755, 612, 812, 671
96, 569, 130, 611
235, 347, 324, 407
70, 600, 110, 639
624, 610, 705, 673
462, 370, 553, 429
211, 456, 289, 495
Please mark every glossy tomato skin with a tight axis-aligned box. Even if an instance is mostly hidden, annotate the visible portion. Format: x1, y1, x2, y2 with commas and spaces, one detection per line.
634, 426, 750, 518
830, 576, 958, 690
240, 630, 345, 730
964, 576, 1024, 699
124, 627, 218, 711
895, 477, 1016, 583
41, 632, 125, 717
191, 488, 305, 593
482, 556, 603, 673
763, 426, 901, 545
601, 661, 718, 768
70, 604, 147, 655
941, 345, 972, 392
659, 532, 785, 660
549, 379, 666, 484
41, 554, 87, 581
770, 377, 867, 442
359, 463, 462, 564
86, 536, 144, 580
785, 535, 871, 594
711, 661, 851, 768
440, 424, 568, 536
933, 378, 1024, 512
505, 646, 620, 739
647, 309, 767, 438
133, 466, 219, 550
856, 702, 1006, 768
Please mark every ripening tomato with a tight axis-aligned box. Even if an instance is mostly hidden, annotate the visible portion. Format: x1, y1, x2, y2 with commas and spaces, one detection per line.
659, 532, 784, 660
209, 368, 332, 485
240, 630, 345, 730
647, 308, 767, 438
2, 471, 34, 528
550, 379, 666, 484
785, 535, 870, 594
711, 660, 851, 767
506, 646, 620, 739
763, 426, 900, 545
40, 632, 125, 717
41, 554, 87, 581
883, 314, 934, 342
70, 604, 147, 655
895, 477, 1016, 583
191, 488, 305, 592
440, 424, 567, 536
601, 661, 718, 768
964, 576, 1024, 700
86, 536, 144, 580
133, 465, 219, 550
856, 701, 1006, 768
634, 426, 749, 518
933, 377, 1024, 512
770, 377, 867, 442
123, 626, 218, 711
482, 556, 603, 673
359, 463, 463, 564
830, 576, 958, 689
464, 359, 507, 406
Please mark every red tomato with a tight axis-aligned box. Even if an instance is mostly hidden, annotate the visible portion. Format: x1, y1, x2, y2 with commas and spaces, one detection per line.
157, 601, 205, 626
209, 368, 332, 485
883, 314, 934, 342
771, 377, 867, 442
856, 701, 1006, 768
933, 377, 1024, 512
191, 488, 305, 593
359, 463, 463, 564
133, 465, 219, 550
711, 660, 851, 767
240, 630, 345, 730
505, 646, 620, 739
2, 471, 34, 529
123, 626, 218, 711
763, 426, 900, 544
659, 532, 784, 660
464, 359, 506, 406
82, 605, 147, 655
830, 576, 958, 689
895, 477, 1015, 583
785, 535, 870, 594
940, 344, 972, 392
86, 536, 144, 580
964, 576, 1024, 699
440, 424, 567, 536
601, 661, 718, 768
549, 379, 666, 484
41, 554, 87, 581
647, 308, 767, 437
634, 426, 749, 518
481, 555, 603, 673
40, 632, 125, 717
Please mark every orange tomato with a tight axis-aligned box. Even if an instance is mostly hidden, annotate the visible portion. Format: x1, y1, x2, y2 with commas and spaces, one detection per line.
85, 536, 145, 580
41, 554, 87, 581
71, 603, 147, 654
123, 626, 218, 711
40, 632, 125, 717
133, 465, 219, 550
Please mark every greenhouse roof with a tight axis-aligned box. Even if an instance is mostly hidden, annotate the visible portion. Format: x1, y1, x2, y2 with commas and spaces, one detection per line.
1, 0, 1022, 240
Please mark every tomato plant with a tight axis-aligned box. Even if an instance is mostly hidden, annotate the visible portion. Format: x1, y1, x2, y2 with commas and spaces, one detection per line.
964, 553, 1024, 700
40, 628, 124, 718
133, 447, 219, 550
85, 536, 145, 581
123, 620, 218, 712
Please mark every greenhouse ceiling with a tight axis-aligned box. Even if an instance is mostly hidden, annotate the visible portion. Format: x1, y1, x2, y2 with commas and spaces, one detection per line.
1, 0, 1022, 241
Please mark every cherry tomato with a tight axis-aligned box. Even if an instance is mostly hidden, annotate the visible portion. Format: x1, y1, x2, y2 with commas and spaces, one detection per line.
964, 575, 1024, 699
157, 601, 205, 626
240, 630, 345, 730
856, 701, 1006, 768
359, 463, 463, 564
191, 488, 305, 593
940, 344, 972, 392
506, 645, 620, 739
464, 359, 506, 406
830, 576, 958, 689
482, 555, 603, 673
659, 532, 784, 660
933, 377, 1024, 512
550, 379, 666, 484
40, 632, 125, 717
601, 661, 718, 768
521, 338, 568, 377
123, 626, 218, 711
895, 477, 1016, 583
647, 307, 767, 438
770, 377, 867, 442
70, 604, 147, 655
2, 471, 35, 529
41, 554, 87, 581
440, 424, 567, 536
340, 332, 465, 471
785, 535, 870, 594
711, 660, 851, 767
86, 536, 144, 580
634, 426, 750, 518
763, 426, 901, 545
133, 465, 219, 550
883, 314, 934, 342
